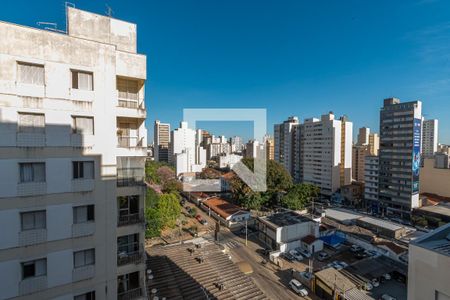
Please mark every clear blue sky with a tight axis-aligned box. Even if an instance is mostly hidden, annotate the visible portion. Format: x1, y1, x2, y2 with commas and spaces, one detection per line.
1, 0, 449, 143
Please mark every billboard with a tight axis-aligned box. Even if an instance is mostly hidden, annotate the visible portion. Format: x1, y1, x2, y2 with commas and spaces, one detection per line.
412, 118, 421, 194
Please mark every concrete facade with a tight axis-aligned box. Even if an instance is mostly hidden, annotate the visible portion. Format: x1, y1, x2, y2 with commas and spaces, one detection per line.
420, 158, 450, 198
274, 116, 299, 179
153, 120, 170, 162
0, 7, 147, 300
378, 98, 422, 219
422, 119, 439, 158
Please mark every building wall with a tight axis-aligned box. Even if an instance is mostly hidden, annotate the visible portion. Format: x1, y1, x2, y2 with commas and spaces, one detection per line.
0, 7, 146, 300
420, 158, 450, 197
422, 119, 438, 158
408, 242, 450, 300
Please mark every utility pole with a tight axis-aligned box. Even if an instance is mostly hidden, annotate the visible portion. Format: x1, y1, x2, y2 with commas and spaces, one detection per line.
245, 219, 248, 246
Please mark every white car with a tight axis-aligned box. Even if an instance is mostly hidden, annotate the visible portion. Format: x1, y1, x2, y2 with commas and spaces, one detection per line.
365, 282, 373, 291
383, 273, 391, 280
289, 250, 304, 261
380, 294, 397, 300
338, 261, 349, 268
289, 279, 308, 297
331, 261, 343, 270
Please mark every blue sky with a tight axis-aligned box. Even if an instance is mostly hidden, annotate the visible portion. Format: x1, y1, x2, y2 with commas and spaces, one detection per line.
1, 0, 450, 143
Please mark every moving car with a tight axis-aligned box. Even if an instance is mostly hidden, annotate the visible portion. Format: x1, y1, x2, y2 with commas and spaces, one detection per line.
289, 250, 304, 261
289, 279, 308, 297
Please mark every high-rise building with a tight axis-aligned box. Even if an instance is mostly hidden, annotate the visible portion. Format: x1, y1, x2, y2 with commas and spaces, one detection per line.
264, 136, 275, 160
408, 223, 450, 300
245, 140, 264, 159
299, 113, 353, 196
274, 116, 299, 177
171, 122, 206, 175
422, 119, 439, 158
357, 127, 370, 145
229, 136, 244, 153
0, 7, 147, 300
378, 98, 422, 219
364, 156, 379, 213
353, 127, 380, 182
154, 120, 170, 162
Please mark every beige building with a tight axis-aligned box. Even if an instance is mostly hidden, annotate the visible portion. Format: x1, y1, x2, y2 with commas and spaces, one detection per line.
353, 127, 380, 182
265, 137, 275, 160
420, 158, 450, 198
154, 120, 170, 162
408, 223, 450, 300
0, 7, 147, 300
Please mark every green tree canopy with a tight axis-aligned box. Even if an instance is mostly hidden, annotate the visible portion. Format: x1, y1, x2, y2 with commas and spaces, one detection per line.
280, 183, 320, 210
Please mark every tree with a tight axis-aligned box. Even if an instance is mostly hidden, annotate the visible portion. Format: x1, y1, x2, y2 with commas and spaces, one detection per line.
229, 158, 293, 209
157, 166, 176, 185
157, 193, 182, 228
145, 188, 182, 238
145, 161, 175, 184
162, 179, 182, 194
280, 183, 320, 210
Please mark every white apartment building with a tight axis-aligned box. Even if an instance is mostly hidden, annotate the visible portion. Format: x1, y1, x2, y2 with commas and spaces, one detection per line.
299, 113, 353, 196
171, 122, 206, 175
229, 136, 244, 153
274, 116, 299, 178
0, 7, 147, 300
364, 156, 379, 213
245, 139, 265, 159
408, 223, 450, 300
153, 120, 170, 162
218, 154, 243, 169
422, 119, 439, 158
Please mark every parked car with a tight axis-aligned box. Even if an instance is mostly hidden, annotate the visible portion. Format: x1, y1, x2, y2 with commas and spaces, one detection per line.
380, 294, 397, 300
180, 199, 186, 205
289, 279, 308, 297
383, 273, 392, 280
289, 250, 304, 261
365, 282, 373, 291
350, 244, 363, 252
372, 278, 380, 287
331, 261, 343, 270
338, 261, 349, 268
317, 251, 330, 261
355, 251, 369, 259
281, 252, 295, 262
195, 215, 208, 225
296, 248, 311, 258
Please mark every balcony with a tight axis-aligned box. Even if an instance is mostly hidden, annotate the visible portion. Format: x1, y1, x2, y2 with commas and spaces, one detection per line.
72, 265, 95, 282
117, 247, 144, 266
117, 168, 145, 187
19, 229, 47, 246
72, 222, 95, 238
118, 210, 145, 227
118, 136, 144, 148
19, 276, 47, 296
118, 287, 142, 300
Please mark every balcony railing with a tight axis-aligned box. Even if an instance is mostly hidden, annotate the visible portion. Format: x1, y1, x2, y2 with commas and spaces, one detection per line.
118, 287, 142, 300
117, 168, 145, 187
117, 136, 144, 148
118, 98, 143, 109
118, 210, 145, 227
117, 247, 144, 266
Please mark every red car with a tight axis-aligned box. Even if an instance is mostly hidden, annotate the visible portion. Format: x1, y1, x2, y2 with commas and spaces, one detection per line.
195, 215, 208, 225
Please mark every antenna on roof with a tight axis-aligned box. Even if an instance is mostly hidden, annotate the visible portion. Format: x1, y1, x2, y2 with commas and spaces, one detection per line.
105, 4, 114, 17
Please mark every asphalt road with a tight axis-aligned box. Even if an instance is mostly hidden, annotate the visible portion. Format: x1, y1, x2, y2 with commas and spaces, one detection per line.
211, 228, 314, 300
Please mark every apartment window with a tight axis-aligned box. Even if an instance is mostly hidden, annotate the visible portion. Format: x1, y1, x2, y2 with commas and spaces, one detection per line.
72, 116, 94, 134
17, 62, 44, 85
74, 291, 95, 300
71, 70, 93, 91
18, 113, 45, 133
19, 162, 45, 183
73, 205, 95, 224
73, 161, 94, 179
22, 258, 46, 279
118, 195, 139, 216
117, 77, 139, 100
118, 271, 140, 294
117, 234, 139, 255
74, 249, 95, 268
21, 210, 46, 231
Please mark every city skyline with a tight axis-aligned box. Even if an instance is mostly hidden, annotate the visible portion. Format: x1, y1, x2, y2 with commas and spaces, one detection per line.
1, 0, 450, 143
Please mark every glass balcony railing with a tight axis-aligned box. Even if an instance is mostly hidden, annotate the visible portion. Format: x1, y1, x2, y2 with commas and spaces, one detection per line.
117, 168, 145, 187
118, 210, 145, 227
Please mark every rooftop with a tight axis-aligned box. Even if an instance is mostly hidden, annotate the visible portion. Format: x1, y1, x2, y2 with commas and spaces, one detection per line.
412, 223, 450, 257
358, 216, 405, 232
324, 208, 363, 223
203, 197, 247, 219
147, 240, 267, 300
416, 202, 450, 218
315, 268, 356, 292
301, 235, 317, 245
260, 211, 312, 228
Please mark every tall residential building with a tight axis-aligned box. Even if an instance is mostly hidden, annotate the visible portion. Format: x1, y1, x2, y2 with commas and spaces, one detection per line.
378, 98, 422, 219
154, 120, 170, 162
229, 136, 244, 153
408, 223, 450, 300
0, 7, 147, 300
422, 119, 439, 158
353, 127, 380, 182
245, 140, 264, 159
357, 127, 370, 145
299, 113, 353, 196
265, 136, 275, 160
170, 122, 206, 175
274, 116, 299, 177
364, 156, 379, 212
